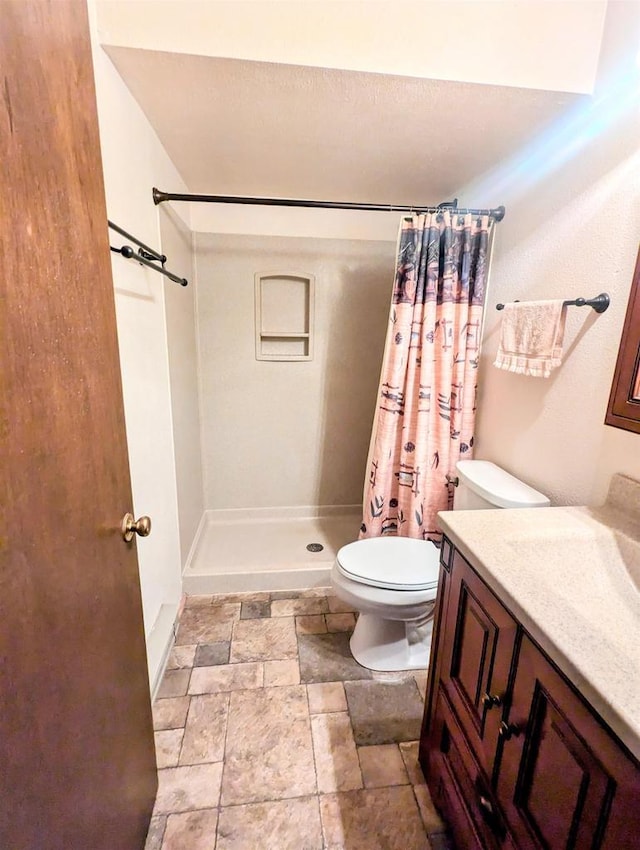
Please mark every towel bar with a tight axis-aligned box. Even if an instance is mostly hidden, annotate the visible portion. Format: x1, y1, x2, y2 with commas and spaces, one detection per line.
496, 293, 610, 313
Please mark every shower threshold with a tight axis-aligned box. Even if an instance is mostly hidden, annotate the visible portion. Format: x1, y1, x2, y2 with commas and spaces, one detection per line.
183, 505, 361, 594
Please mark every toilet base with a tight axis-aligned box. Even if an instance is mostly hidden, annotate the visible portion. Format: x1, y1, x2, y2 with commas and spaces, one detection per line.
349, 612, 433, 672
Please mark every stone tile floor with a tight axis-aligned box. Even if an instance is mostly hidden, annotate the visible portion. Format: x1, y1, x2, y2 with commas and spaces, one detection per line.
146, 588, 453, 850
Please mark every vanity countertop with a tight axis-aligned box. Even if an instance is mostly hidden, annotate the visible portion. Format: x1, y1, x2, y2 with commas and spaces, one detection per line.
437, 475, 640, 762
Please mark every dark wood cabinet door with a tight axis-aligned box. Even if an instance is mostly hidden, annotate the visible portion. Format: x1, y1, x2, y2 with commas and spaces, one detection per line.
498, 635, 640, 850
440, 550, 518, 781
430, 688, 513, 850
1, 3, 157, 848
420, 540, 453, 759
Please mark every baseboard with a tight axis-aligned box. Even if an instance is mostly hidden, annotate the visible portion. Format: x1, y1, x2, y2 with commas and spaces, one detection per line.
146, 602, 179, 699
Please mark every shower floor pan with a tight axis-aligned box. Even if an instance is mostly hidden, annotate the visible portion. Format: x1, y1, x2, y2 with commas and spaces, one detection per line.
183, 505, 361, 594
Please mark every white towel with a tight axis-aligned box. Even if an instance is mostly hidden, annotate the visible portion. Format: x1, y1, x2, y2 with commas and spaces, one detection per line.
493, 300, 567, 378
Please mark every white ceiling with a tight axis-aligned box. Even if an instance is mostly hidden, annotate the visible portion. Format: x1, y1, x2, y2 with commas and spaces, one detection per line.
103, 46, 583, 208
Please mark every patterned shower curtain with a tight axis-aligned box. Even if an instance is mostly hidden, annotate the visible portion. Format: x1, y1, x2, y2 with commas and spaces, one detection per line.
360, 210, 491, 542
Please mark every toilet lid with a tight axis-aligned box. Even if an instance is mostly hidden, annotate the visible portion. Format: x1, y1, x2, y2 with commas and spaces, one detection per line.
336, 537, 440, 591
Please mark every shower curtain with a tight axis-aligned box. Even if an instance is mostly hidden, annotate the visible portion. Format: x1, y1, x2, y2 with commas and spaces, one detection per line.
361, 210, 492, 542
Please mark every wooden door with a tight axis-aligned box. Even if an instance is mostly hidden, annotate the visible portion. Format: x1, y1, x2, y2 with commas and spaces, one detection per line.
498, 635, 640, 850
440, 550, 518, 783
1, 3, 157, 849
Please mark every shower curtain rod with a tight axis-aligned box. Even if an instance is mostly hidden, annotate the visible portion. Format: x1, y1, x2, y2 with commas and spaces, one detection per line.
152, 188, 506, 221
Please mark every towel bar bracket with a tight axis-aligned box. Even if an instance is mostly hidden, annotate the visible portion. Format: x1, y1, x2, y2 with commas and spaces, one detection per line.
577, 293, 610, 313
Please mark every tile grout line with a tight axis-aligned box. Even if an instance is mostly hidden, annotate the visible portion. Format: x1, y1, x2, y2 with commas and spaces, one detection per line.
304, 683, 321, 799
178, 663, 194, 770
161, 784, 427, 811
216, 791, 330, 811
154, 814, 167, 849
302, 639, 326, 847
214, 686, 233, 847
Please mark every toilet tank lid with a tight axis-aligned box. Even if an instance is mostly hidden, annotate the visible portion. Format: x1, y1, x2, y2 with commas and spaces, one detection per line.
456, 460, 550, 509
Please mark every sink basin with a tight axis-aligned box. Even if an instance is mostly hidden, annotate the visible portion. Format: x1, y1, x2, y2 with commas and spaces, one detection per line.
613, 530, 640, 592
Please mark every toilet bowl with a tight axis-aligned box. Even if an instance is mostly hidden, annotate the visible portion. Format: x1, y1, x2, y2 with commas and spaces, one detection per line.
332, 536, 439, 671
332, 460, 550, 672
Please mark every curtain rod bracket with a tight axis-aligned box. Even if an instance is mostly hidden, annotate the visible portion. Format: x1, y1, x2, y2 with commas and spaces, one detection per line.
108, 220, 188, 287
139, 248, 167, 264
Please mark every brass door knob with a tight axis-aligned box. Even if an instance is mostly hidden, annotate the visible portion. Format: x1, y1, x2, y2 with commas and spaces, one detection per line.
481, 692, 503, 710
122, 513, 152, 542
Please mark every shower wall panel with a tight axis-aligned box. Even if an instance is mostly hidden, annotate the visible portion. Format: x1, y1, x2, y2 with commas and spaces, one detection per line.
194, 233, 394, 510
160, 208, 204, 568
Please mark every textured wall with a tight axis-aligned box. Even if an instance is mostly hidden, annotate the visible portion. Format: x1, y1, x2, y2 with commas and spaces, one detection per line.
473, 2, 640, 507
195, 234, 395, 509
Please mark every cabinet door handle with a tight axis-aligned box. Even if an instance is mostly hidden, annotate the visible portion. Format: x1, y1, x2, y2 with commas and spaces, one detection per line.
476, 792, 506, 838
478, 795, 495, 815
499, 720, 521, 741
481, 692, 502, 709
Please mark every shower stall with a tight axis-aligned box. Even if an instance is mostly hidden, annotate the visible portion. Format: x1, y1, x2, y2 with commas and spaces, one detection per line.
157, 193, 504, 594
177, 229, 395, 592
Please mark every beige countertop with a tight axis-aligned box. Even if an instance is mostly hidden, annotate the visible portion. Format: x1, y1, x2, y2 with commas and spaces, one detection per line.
437, 474, 640, 762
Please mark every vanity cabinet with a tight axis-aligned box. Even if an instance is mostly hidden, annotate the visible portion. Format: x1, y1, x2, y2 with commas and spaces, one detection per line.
420, 542, 640, 850
439, 550, 518, 782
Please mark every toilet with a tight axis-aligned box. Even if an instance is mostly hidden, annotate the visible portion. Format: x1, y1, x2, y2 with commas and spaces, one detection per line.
332, 460, 550, 672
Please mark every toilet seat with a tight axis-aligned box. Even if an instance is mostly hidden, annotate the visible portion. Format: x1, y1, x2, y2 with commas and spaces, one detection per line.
336, 537, 439, 591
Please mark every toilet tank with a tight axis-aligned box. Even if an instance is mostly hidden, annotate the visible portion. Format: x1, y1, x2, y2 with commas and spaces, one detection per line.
454, 460, 550, 510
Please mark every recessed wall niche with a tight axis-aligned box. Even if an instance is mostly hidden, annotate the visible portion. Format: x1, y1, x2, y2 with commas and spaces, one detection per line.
254, 271, 315, 361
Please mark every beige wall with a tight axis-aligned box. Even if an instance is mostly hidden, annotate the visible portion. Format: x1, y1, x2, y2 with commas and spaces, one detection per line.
191, 204, 400, 243
195, 234, 395, 509
474, 2, 640, 507
97, 0, 606, 94
159, 208, 204, 567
